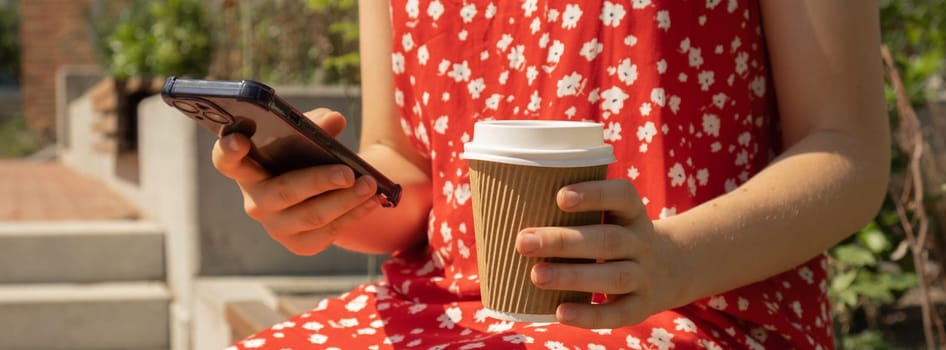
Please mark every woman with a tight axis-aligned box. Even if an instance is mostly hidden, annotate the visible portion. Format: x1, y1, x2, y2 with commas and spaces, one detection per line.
218, 1, 889, 348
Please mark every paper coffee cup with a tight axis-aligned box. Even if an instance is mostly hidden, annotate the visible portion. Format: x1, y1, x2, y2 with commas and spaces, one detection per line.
462, 120, 615, 322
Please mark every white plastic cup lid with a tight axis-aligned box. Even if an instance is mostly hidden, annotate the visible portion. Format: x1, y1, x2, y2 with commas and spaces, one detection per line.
461, 120, 615, 167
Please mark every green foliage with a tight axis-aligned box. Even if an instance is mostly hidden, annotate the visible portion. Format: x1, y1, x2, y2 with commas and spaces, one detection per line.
0, 1, 19, 84
879, 0, 946, 106
830, 2, 946, 346
307, 0, 360, 84
94, 0, 211, 79
0, 115, 42, 158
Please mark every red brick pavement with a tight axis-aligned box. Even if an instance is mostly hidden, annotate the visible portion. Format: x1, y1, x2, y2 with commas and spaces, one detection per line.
0, 160, 138, 221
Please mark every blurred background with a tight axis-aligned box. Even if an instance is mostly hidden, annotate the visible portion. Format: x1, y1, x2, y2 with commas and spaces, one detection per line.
0, 0, 943, 349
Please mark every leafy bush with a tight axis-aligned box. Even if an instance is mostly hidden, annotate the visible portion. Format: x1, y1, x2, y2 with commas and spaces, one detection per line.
0, 0, 19, 84
830, 0, 946, 348
92, 0, 211, 79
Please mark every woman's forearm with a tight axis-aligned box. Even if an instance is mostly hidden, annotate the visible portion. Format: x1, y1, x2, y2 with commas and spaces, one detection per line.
662, 128, 889, 306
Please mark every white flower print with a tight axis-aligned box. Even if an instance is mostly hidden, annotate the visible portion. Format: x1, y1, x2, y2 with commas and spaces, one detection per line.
527, 66, 539, 85
588, 88, 600, 103
751, 76, 766, 97
669, 95, 681, 114
522, 0, 539, 16
468, 78, 486, 99
243, 338, 266, 348
689, 47, 704, 68
308, 334, 328, 344
562, 4, 583, 29
498, 71, 510, 84
460, 4, 477, 23
603, 122, 622, 141
648, 328, 676, 350
707, 0, 721, 9
357, 328, 377, 335
746, 336, 765, 350
433, 116, 448, 135
454, 183, 471, 205
302, 321, 324, 331
696, 168, 709, 185
539, 33, 550, 48
588, 344, 606, 350
656, 10, 671, 31
738, 131, 751, 146
627, 335, 643, 349
440, 222, 452, 242
702, 113, 720, 137
565, 106, 577, 118
700, 339, 724, 350
406, 0, 419, 18
547, 40, 565, 64
460, 342, 485, 350
427, 0, 444, 20
485, 94, 501, 110
735, 51, 749, 75
599, 1, 626, 27
485, 3, 497, 19
731, 37, 743, 52
442, 181, 454, 201
497, 34, 513, 51
636, 122, 656, 142
632, 0, 651, 9
392, 53, 406, 74
458, 30, 468, 41
415, 122, 429, 149
735, 150, 748, 166
438, 59, 450, 75
345, 295, 369, 312
709, 295, 729, 310
402, 33, 414, 52
448, 61, 471, 82
651, 87, 667, 107
678, 72, 688, 82
417, 45, 430, 66
580, 38, 604, 61
503, 334, 535, 344
711, 141, 722, 152
508, 45, 526, 70
799, 266, 815, 284
668, 163, 685, 187
792, 300, 804, 318
712, 92, 728, 109
487, 321, 515, 333
600, 86, 629, 114
545, 341, 569, 350
728, 0, 738, 12
458, 239, 470, 258
674, 317, 698, 333
640, 102, 652, 116
527, 90, 542, 112
438, 307, 463, 329
738, 297, 750, 311
384, 335, 405, 345
394, 89, 405, 107
699, 15, 708, 26
627, 166, 640, 180
338, 318, 359, 328
530, 17, 541, 34
617, 58, 639, 85
557, 72, 583, 97
751, 327, 768, 343
725, 178, 738, 192
657, 59, 668, 74
422, 91, 430, 105
698, 70, 715, 91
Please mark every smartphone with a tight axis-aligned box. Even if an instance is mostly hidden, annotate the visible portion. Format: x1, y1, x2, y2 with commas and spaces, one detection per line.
161, 76, 401, 208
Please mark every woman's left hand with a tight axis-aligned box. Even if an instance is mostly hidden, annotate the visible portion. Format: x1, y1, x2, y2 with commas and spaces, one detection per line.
515, 179, 685, 329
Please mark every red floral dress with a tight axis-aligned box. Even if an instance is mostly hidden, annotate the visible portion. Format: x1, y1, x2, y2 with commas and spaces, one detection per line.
231, 1, 833, 349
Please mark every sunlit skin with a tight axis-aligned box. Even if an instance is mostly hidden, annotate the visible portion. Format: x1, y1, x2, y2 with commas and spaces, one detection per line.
212, 0, 889, 329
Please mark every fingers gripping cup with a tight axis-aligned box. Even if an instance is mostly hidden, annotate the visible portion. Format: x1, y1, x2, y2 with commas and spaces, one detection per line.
461, 120, 615, 322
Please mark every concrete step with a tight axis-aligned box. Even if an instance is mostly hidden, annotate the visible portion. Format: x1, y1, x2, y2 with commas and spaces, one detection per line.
0, 221, 164, 283
0, 282, 170, 350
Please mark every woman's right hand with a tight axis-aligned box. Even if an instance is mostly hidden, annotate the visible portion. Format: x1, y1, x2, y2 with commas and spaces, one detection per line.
211, 108, 382, 256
